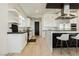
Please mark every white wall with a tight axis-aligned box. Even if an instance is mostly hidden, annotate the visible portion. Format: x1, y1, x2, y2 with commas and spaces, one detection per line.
0, 4, 8, 55
76, 9, 79, 31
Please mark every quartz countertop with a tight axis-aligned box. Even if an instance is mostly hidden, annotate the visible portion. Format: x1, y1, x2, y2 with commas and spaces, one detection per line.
42, 30, 79, 33
7, 30, 33, 34
7, 32, 27, 34
50, 31, 79, 33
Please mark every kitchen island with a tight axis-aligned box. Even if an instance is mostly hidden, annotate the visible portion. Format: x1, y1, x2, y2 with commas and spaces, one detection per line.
7, 32, 27, 53
42, 30, 79, 52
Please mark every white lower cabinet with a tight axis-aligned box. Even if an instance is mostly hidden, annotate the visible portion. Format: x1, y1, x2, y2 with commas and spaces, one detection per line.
29, 32, 32, 39
7, 33, 27, 53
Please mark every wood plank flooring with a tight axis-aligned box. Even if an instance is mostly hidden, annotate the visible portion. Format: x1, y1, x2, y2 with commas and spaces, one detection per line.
19, 36, 51, 56
7, 36, 79, 56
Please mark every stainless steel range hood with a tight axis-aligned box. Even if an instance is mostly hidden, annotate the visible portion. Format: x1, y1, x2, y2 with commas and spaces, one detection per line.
56, 3, 77, 19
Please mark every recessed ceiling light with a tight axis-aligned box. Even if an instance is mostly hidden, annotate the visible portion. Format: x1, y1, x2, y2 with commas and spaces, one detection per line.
35, 10, 39, 13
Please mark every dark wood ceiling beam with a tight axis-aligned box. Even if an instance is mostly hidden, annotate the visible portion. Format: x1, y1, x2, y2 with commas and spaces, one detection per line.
46, 3, 79, 9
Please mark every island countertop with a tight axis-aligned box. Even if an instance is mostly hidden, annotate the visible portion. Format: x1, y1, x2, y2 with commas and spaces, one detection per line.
50, 31, 79, 33
42, 30, 79, 52
42, 30, 79, 33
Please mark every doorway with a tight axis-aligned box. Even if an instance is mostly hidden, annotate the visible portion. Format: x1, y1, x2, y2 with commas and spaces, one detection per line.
35, 22, 39, 36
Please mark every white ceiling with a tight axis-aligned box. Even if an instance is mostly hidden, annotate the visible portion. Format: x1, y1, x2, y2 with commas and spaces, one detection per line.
19, 3, 46, 17
8, 3, 78, 19
8, 3, 61, 18
19, 3, 61, 18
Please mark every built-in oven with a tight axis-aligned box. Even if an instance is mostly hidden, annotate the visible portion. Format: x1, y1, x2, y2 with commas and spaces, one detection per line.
71, 23, 77, 31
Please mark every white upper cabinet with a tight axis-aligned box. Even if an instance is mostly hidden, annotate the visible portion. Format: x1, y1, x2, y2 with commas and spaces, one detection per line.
8, 9, 30, 27
18, 15, 26, 27
26, 18, 31, 27
18, 16, 31, 27
8, 11, 19, 23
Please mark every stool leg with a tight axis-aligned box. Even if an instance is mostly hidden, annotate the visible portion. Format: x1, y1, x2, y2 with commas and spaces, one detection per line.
53, 39, 58, 53
76, 40, 77, 55
66, 41, 68, 49
70, 39, 73, 47
61, 40, 62, 55
54, 40, 59, 54
53, 46, 54, 53
56, 40, 58, 48
53, 44, 54, 53
66, 41, 70, 55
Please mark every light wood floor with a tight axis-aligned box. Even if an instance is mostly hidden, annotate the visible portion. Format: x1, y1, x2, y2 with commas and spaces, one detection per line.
7, 36, 79, 56
20, 36, 51, 56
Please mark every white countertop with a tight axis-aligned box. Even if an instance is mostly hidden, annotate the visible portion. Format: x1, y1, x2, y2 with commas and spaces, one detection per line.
42, 30, 79, 33
51, 31, 79, 33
